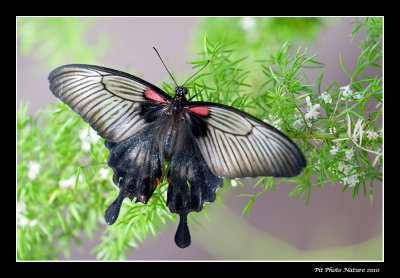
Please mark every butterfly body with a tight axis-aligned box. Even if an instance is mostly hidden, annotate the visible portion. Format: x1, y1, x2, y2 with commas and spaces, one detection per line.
49, 63, 306, 249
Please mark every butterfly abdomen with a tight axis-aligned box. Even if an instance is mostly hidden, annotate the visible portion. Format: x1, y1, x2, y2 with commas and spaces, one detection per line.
162, 123, 179, 162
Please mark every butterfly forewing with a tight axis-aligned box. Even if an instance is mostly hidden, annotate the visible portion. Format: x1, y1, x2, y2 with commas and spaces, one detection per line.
48, 64, 171, 142
187, 102, 306, 179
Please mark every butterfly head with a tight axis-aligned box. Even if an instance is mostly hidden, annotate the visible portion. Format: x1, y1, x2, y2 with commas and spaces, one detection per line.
175, 86, 188, 99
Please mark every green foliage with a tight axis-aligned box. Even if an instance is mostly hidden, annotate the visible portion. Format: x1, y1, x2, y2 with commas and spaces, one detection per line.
17, 17, 108, 67
350, 17, 383, 53
17, 17, 382, 260
193, 17, 329, 58
18, 101, 108, 259
185, 37, 252, 109
232, 18, 382, 210
191, 17, 331, 95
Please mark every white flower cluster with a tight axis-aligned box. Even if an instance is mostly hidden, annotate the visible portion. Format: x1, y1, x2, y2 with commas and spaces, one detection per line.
339, 85, 363, 101
366, 129, 379, 140
58, 168, 110, 190
17, 201, 38, 228
27, 160, 40, 180
342, 174, 359, 188
330, 145, 339, 155
320, 84, 362, 106
330, 145, 360, 187
59, 175, 81, 189
239, 17, 256, 32
320, 92, 332, 104
79, 127, 100, 152
293, 96, 321, 128
99, 168, 110, 179
305, 96, 320, 120
239, 17, 258, 42
265, 115, 282, 129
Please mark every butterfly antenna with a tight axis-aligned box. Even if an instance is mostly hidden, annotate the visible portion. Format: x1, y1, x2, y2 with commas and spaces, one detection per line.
187, 88, 205, 102
153, 47, 179, 87
182, 60, 210, 87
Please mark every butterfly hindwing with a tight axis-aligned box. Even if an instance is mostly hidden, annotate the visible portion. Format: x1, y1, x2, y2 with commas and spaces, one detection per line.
187, 102, 306, 179
48, 64, 171, 142
165, 119, 223, 248
104, 118, 166, 224
104, 112, 223, 237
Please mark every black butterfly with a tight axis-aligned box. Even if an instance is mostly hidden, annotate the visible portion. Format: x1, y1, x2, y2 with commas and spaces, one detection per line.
48, 54, 306, 248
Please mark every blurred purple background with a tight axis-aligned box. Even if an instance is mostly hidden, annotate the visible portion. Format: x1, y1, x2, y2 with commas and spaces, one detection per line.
17, 17, 382, 260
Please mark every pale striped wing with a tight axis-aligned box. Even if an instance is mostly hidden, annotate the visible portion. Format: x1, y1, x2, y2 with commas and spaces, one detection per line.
48, 64, 171, 142
189, 103, 306, 178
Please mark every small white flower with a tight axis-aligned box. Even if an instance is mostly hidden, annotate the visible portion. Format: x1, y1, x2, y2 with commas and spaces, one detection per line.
306, 104, 320, 120
292, 112, 304, 128
305, 96, 312, 107
240, 17, 256, 32
345, 149, 354, 161
304, 96, 320, 120
343, 174, 359, 188
99, 168, 110, 179
329, 127, 336, 135
59, 175, 79, 189
17, 202, 26, 215
366, 129, 379, 140
330, 145, 339, 155
320, 92, 332, 104
17, 202, 38, 228
353, 92, 363, 100
79, 128, 88, 141
18, 214, 30, 227
29, 219, 38, 227
80, 130, 91, 152
340, 85, 353, 98
18, 215, 38, 228
338, 161, 350, 175
231, 180, 238, 187
79, 128, 100, 152
89, 130, 100, 143
293, 118, 303, 128
267, 115, 282, 129
81, 140, 91, 152
27, 160, 40, 180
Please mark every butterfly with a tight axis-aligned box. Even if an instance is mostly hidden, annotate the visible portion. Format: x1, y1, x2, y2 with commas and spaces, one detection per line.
48, 51, 306, 248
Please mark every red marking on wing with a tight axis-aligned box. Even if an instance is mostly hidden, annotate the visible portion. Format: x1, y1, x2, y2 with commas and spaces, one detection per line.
188, 106, 209, 116
144, 88, 166, 103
